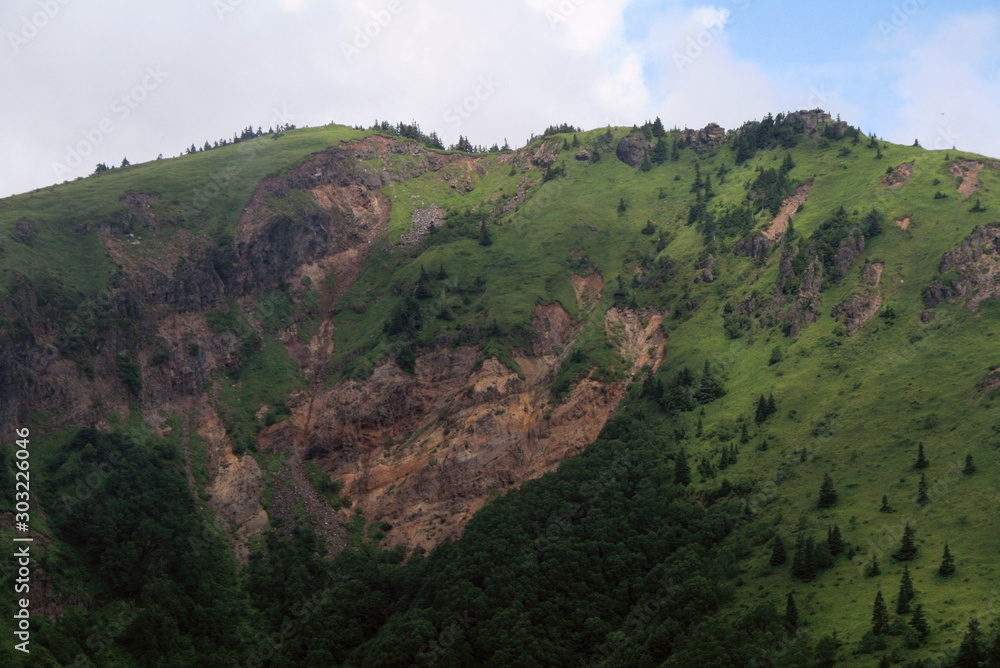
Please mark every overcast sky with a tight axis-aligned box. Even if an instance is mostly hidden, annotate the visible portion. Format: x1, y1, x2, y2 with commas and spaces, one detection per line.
2, 0, 999, 198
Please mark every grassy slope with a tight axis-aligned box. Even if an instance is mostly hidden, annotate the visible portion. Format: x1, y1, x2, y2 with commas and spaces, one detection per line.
0, 124, 366, 296
2, 119, 998, 664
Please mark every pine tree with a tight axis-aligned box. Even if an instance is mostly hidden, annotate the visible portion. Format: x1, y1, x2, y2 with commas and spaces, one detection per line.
879, 495, 893, 513
617, 198, 628, 215
755, 394, 769, 424
436, 263, 448, 280
640, 152, 652, 172
792, 536, 816, 581
478, 221, 493, 247
986, 629, 1000, 667
651, 116, 666, 137
818, 473, 838, 508
956, 619, 985, 668
865, 555, 881, 578
740, 422, 750, 445
871, 590, 890, 635
813, 539, 834, 570
913, 443, 929, 469
915, 473, 930, 505
909, 604, 929, 640
674, 449, 691, 486
651, 137, 668, 165
963, 454, 976, 474
938, 543, 955, 577
571, 133, 580, 148
784, 592, 798, 635
770, 535, 787, 566
896, 566, 915, 614
827, 525, 845, 556
893, 524, 918, 562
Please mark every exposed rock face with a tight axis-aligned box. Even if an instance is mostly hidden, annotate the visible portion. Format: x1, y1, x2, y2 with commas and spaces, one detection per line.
274, 302, 668, 551
764, 182, 811, 241
733, 232, 770, 260
925, 225, 1000, 311
832, 290, 883, 336
615, 133, 652, 167
683, 122, 727, 153
402, 204, 445, 246
832, 231, 866, 280
881, 162, 913, 189
979, 368, 1000, 392
575, 149, 591, 161
861, 261, 885, 287
949, 159, 984, 199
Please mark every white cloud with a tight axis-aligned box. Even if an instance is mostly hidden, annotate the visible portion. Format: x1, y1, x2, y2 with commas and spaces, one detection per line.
640, 4, 785, 131
890, 11, 1000, 156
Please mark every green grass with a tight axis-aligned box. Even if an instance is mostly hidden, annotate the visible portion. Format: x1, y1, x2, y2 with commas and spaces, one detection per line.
0, 124, 366, 297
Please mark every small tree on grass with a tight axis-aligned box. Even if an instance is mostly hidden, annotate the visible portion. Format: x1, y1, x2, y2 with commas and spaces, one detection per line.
909, 604, 929, 640
674, 449, 692, 486
896, 566, 915, 614
818, 473, 838, 508
785, 592, 798, 635
871, 591, 890, 636
913, 442, 929, 469
956, 619, 986, 668
770, 535, 787, 566
865, 555, 881, 578
893, 524, 918, 562
915, 473, 930, 505
963, 454, 976, 474
938, 543, 956, 577
827, 525, 845, 556
879, 495, 893, 513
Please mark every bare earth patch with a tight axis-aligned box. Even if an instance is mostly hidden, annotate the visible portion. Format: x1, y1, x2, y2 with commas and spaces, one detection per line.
571, 270, 604, 309
949, 159, 984, 199
895, 217, 911, 230
763, 182, 812, 241
881, 162, 913, 189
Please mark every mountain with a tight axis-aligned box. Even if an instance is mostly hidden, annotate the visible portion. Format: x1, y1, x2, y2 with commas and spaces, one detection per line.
1, 111, 998, 666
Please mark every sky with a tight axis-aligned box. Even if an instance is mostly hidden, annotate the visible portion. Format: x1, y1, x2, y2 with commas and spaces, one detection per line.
2, 0, 999, 198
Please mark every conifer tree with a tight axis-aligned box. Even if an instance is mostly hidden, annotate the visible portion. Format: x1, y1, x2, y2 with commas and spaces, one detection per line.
740, 422, 750, 445
893, 524, 918, 562
813, 539, 834, 570
909, 604, 929, 640
956, 619, 985, 668
674, 449, 691, 486
792, 536, 816, 581
755, 395, 769, 424
571, 133, 580, 148
963, 454, 976, 474
818, 473, 838, 508
986, 629, 1000, 667
478, 221, 493, 246
938, 543, 955, 577
640, 152, 652, 172
827, 525, 845, 556
770, 535, 787, 566
915, 473, 930, 505
913, 442, 929, 469
651, 137, 668, 165
766, 392, 776, 418
784, 592, 798, 635
871, 591, 890, 636
865, 555, 881, 578
896, 566, 915, 614
879, 495, 893, 513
